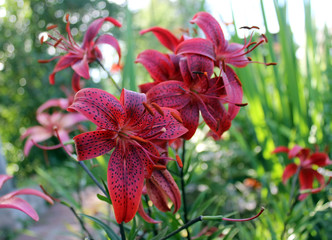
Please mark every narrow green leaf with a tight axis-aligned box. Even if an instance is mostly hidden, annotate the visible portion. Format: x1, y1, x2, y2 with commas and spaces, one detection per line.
81, 214, 120, 240
151, 226, 168, 240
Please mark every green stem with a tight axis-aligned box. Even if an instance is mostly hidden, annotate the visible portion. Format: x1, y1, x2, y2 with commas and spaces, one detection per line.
281, 166, 301, 240
96, 59, 122, 93
66, 203, 94, 239
119, 222, 126, 240
179, 140, 191, 240
162, 208, 264, 240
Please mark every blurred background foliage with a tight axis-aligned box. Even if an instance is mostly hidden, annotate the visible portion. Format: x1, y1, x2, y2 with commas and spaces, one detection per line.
0, 0, 331, 239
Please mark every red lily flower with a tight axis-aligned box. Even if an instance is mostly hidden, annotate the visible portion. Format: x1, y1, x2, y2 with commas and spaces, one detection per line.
0, 175, 53, 221
21, 112, 86, 156
176, 12, 271, 70
68, 88, 187, 223
138, 168, 181, 223
135, 49, 182, 93
273, 145, 332, 200
39, 16, 121, 91
140, 26, 186, 53
146, 56, 243, 140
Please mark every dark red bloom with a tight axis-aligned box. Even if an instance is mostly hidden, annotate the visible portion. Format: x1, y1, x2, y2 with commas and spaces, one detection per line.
273, 145, 332, 200
135, 50, 182, 93
145, 56, 243, 140
138, 168, 181, 223
176, 12, 270, 70
68, 88, 187, 223
140, 26, 186, 53
39, 16, 121, 91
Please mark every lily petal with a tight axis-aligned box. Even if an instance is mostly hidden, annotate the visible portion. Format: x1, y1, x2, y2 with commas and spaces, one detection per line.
95, 34, 121, 62
298, 169, 314, 200
0, 175, 12, 189
176, 38, 216, 61
272, 146, 289, 154
49, 54, 79, 84
190, 12, 227, 52
140, 26, 180, 52
107, 146, 144, 223
137, 200, 161, 223
120, 89, 147, 126
72, 54, 90, 79
58, 113, 87, 129
179, 103, 199, 140
68, 88, 126, 131
136, 50, 174, 83
282, 163, 298, 184
37, 98, 70, 114
0, 197, 39, 221
82, 17, 121, 49
309, 152, 331, 167
73, 130, 116, 161
4, 188, 53, 204
146, 81, 190, 109
72, 72, 81, 92
224, 66, 243, 120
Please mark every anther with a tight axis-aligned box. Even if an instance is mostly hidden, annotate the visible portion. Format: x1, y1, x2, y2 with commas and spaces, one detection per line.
66, 13, 70, 22
192, 71, 204, 74
38, 59, 51, 63
176, 155, 183, 168
247, 57, 252, 61
154, 165, 167, 170
54, 38, 63, 47
235, 103, 248, 107
46, 24, 58, 30
143, 102, 154, 116
171, 112, 183, 123
40, 36, 44, 44
261, 34, 268, 43
266, 62, 277, 66
151, 103, 164, 116
129, 135, 148, 143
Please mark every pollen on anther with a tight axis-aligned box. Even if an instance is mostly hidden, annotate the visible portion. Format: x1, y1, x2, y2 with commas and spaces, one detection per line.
46, 24, 58, 30
171, 112, 183, 123
151, 103, 164, 116
143, 102, 154, 116
66, 13, 70, 22
54, 38, 63, 47
176, 155, 183, 168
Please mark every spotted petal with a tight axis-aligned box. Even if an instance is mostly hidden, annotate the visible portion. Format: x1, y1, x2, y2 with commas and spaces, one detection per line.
136, 50, 174, 83
146, 81, 190, 109
179, 103, 199, 140
107, 146, 144, 223
74, 130, 116, 161
176, 38, 216, 61
190, 12, 227, 52
120, 89, 146, 126
68, 88, 126, 131
0, 197, 40, 221
223, 66, 243, 120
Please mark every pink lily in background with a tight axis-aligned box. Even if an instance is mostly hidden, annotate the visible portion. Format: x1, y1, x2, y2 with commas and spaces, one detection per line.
21, 112, 87, 156
68, 88, 187, 223
39, 15, 121, 91
273, 145, 332, 200
0, 175, 53, 221
37, 86, 75, 114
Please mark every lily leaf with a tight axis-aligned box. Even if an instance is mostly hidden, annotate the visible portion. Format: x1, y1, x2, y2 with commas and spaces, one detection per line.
81, 213, 120, 240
